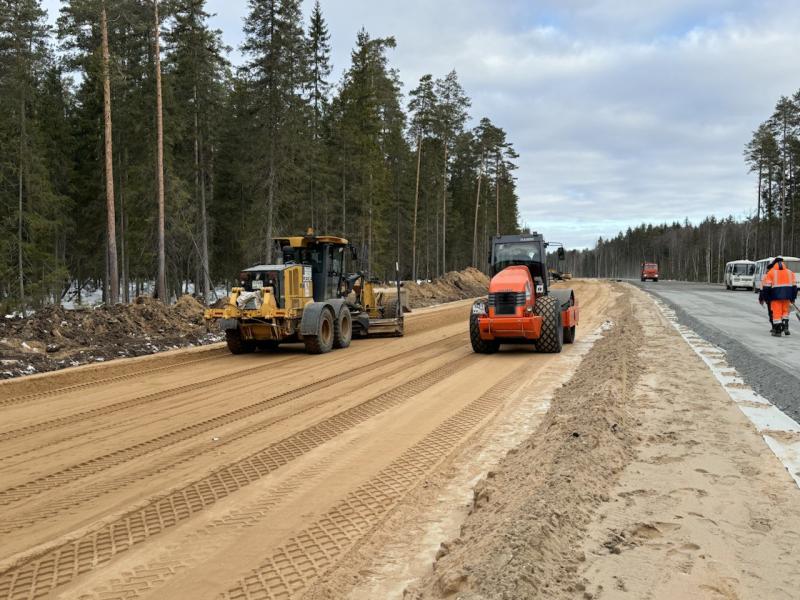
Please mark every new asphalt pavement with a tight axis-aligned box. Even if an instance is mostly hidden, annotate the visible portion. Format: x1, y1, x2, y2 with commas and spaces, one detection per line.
633, 279, 800, 422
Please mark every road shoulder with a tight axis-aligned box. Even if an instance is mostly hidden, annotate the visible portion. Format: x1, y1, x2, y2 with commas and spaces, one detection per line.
409, 284, 800, 599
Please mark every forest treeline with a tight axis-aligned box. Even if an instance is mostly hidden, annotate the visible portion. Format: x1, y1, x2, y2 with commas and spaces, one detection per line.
0, 0, 521, 310
565, 90, 800, 282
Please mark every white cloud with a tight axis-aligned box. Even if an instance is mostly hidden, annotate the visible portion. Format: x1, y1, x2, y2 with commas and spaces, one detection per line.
40, 0, 800, 249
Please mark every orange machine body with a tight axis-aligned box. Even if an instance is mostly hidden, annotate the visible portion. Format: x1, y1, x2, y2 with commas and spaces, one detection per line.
476, 265, 578, 341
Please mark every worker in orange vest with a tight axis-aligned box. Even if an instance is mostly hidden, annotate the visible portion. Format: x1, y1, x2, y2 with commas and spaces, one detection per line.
759, 257, 798, 336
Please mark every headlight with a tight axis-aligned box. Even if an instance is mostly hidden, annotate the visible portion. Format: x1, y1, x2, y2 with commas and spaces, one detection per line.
472, 301, 487, 315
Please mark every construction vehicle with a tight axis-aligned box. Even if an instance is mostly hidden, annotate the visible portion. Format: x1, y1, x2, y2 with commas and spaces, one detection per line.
640, 262, 659, 282
470, 233, 579, 354
548, 267, 572, 281
204, 232, 404, 355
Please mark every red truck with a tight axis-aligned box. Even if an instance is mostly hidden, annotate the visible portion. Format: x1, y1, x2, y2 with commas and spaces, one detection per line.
641, 262, 659, 282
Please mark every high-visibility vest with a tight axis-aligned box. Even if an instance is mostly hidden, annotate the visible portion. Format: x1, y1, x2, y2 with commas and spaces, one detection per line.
763, 263, 797, 300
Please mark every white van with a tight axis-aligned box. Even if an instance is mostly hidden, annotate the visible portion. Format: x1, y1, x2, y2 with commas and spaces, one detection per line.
753, 256, 800, 293
724, 260, 755, 290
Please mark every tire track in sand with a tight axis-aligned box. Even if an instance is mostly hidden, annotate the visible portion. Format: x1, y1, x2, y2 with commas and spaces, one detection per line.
0, 352, 479, 600
0, 337, 467, 533
0, 333, 465, 507
221, 363, 529, 600
0, 355, 302, 446
0, 349, 231, 408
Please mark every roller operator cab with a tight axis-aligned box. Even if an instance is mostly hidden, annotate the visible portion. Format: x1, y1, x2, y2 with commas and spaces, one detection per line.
204, 232, 404, 355
470, 233, 579, 354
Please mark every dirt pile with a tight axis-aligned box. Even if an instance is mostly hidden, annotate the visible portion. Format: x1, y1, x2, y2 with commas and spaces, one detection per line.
407, 294, 642, 600
0, 295, 220, 379
404, 267, 489, 307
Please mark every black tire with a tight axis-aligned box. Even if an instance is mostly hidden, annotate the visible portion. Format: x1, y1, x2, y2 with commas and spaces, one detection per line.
383, 298, 402, 319
304, 308, 334, 354
333, 308, 352, 349
226, 329, 256, 355
641, 277, 645, 282
534, 296, 563, 353
560, 295, 576, 344
470, 313, 500, 354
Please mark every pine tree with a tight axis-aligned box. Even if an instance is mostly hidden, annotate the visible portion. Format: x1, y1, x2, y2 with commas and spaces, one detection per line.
408, 73, 437, 280
166, 0, 228, 301
332, 30, 407, 275
152, 0, 167, 300
306, 0, 331, 231
433, 70, 469, 274
241, 0, 309, 263
0, 0, 61, 310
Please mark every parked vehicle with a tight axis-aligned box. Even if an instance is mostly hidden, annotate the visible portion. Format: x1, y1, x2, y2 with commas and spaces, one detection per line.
724, 260, 755, 290
641, 262, 659, 282
753, 256, 800, 293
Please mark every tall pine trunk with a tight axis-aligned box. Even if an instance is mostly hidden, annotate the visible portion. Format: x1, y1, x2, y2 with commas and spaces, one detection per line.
411, 134, 422, 280
101, 2, 119, 304
441, 143, 447, 274
194, 84, 210, 300
755, 160, 762, 259
266, 148, 275, 263
472, 156, 484, 267
495, 151, 501, 236
154, 0, 167, 301
120, 148, 129, 302
18, 84, 25, 312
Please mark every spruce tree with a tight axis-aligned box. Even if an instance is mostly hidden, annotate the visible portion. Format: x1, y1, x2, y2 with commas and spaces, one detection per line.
408, 74, 437, 280
166, 0, 228, 301
241, 0, 309, 262
306, 0, 331, 231
0, 0, 62, 310
433, 70, 469, 274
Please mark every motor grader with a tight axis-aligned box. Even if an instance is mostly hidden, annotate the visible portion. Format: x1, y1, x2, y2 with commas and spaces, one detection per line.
470, 233, 579, 354
204, 232, 404, 355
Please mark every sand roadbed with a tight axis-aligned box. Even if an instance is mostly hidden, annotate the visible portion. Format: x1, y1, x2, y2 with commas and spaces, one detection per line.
401, 284, 800, 599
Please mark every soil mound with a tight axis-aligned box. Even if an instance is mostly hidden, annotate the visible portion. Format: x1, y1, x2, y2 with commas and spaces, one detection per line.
0, 295, 219, 379
404, 268, 489, 307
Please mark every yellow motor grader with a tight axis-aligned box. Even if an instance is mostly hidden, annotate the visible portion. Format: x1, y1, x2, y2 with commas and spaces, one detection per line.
204, 232, 404, 355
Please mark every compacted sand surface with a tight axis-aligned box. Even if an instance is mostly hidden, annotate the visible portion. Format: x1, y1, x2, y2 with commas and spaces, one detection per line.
2, 281, 797, 600
402, 285, 800, 600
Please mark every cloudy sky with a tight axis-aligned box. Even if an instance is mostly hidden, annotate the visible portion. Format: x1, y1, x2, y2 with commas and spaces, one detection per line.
43, 0, 800, 248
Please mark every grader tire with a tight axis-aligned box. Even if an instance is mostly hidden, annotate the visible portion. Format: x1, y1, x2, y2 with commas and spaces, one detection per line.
534, 296, 563, 353
304, 308, 335, 354
470, 313, 500, 354
383, 298, 402, 319
226, 329, 256, 355
333, 309, 352, 349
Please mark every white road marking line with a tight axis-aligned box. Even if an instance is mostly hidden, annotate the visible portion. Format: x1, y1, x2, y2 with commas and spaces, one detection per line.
654, 299, 800, 489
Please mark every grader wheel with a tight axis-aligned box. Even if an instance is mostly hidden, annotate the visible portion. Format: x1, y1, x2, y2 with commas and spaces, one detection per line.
304, 308, 335, 354
225, 329, 256, 355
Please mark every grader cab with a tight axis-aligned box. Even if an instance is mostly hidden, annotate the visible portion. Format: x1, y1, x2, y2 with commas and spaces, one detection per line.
204, 233, 404, 355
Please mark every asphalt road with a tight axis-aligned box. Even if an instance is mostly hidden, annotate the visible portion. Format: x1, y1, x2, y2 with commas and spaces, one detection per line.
633, 280, 800, 421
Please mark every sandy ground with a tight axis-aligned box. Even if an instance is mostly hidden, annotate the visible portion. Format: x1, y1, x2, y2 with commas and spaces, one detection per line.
408, 284, 800, 600
635, 280, 800, 422
0, 280, 611, 600
3, 280, 796, 600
